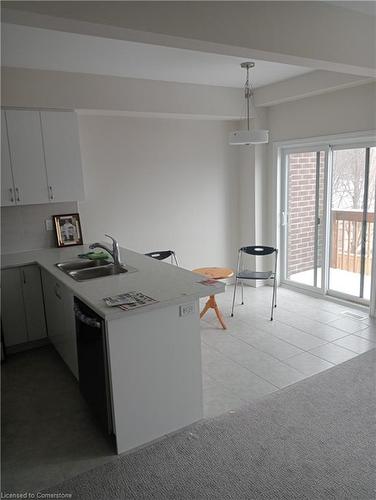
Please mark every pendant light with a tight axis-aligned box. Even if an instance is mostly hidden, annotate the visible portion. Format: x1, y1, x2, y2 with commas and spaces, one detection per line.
229, 62, 269, 145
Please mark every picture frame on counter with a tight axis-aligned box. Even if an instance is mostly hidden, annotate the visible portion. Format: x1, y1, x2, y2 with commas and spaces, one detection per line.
53, 213, 83, 248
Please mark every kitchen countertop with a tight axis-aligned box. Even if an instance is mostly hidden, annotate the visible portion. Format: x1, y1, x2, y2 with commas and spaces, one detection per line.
1, 246, 225, 320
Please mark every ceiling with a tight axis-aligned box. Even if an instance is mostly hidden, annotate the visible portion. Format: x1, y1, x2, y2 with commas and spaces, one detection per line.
1, 23, 313, 89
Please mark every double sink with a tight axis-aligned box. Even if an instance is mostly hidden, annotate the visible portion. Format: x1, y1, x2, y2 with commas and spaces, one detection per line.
56, 259, 129, 281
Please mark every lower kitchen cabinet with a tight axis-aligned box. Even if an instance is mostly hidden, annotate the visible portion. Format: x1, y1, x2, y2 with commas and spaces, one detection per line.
1, 265, 47, 348
41, 269, 78, 379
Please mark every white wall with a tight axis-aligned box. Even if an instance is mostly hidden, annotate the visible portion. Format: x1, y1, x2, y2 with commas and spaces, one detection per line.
1, 202, 78, 254
77, 114, 240, 270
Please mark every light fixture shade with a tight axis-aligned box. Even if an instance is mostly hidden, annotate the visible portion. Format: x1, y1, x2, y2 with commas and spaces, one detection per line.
229, 129, 269, 145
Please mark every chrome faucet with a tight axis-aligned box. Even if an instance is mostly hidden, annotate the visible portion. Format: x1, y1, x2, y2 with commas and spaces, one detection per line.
89, 234, 122, 266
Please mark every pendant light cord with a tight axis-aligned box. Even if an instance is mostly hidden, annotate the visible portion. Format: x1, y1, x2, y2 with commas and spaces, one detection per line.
244, 64, 256, 131
245, 65, 250, 131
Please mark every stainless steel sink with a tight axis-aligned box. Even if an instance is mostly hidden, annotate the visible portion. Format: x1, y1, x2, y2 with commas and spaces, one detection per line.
70, 264, 128, 281
56, 259, 131, 281
56, 259, 110, 273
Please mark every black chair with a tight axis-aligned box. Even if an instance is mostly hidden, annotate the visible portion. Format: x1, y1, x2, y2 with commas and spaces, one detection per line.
231, 246, 278, 321
145, 250, 179, 266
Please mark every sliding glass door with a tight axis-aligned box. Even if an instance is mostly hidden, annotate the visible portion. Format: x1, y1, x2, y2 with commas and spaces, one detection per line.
281, 148, 327, 291
328, 146, 375, 302
281, 143, 375, 306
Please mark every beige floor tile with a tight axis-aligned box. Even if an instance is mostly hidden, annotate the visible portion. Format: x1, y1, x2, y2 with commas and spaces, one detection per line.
328, 317, 369, 334
309, 343, 358, 364
353, 327, 376, 342
285, 352, 334, 376
333, 335, 375, 354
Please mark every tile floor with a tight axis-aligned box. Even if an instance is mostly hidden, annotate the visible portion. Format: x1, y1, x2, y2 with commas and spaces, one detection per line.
201, 285, 375, 418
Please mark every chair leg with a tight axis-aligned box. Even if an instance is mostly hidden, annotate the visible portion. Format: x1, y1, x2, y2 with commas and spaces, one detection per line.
231, 278, 238, 317
270, 278, 277, 321
274, 278, 277, 308
241, 281, 244, 305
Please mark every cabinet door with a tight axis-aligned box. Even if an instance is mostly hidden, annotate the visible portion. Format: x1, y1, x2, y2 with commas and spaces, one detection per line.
60, 286, 78, 379
41, 268, 62, 348
1, 268, 28, 346
1, 111, 16, 206
40, 111, 85, 202
6, 110, 49, 205
41, 270, 78, 379
21, 265, 47, 342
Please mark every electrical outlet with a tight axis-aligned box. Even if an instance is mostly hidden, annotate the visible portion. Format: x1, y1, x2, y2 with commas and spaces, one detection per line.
45, 219, 53, 231
179, 303, 195, 317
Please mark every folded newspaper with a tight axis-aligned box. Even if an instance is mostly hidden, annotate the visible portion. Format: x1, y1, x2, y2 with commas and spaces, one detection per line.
104, 291, 158, 311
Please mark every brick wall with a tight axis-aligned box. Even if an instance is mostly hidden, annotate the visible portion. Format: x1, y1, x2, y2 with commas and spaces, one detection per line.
287, 152, 324, 278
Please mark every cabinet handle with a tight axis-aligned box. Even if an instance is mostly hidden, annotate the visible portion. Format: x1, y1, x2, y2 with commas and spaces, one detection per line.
9, 188, 14, 203
54, 283, 62, 300
49, 186, 54, 200
22, 269, 26, 284
15, 187, 20, 202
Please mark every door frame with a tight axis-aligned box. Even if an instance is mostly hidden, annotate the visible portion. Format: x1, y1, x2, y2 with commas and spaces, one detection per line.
272, 130, 376, 311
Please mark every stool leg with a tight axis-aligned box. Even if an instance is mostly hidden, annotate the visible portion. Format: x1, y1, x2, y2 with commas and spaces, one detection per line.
214, 300, 227, 329
241, 281, 244, 305
200, 297, 212, 319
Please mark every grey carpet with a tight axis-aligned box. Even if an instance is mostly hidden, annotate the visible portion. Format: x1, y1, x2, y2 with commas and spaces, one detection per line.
46, 349, 376, 500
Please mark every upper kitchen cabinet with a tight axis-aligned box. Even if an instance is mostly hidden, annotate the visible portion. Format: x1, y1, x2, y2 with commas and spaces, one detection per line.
1, 111, 16, 207
41, 111, 85, 203
5, 110, 49, 205
1, 109, 85, 206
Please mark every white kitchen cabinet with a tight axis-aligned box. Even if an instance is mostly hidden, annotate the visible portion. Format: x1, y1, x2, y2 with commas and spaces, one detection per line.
41, 268, 62, 346
41, 111, 85, 202
2, 109, 85, 206
21, 266, 48, 341
41, 269, 78, 379
5, 110, 50, 205
1, 111, 16, 207
1, 268, 28, 346
1, 265, 47, 347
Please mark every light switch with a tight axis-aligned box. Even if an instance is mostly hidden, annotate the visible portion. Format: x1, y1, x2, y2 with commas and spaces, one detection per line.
45, 219, 53, 231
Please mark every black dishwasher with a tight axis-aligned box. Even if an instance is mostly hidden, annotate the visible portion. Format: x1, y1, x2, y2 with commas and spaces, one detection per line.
74, 298, 113, 435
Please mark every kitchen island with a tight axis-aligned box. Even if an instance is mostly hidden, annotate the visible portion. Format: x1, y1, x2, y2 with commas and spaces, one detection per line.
1, 245, 225, 454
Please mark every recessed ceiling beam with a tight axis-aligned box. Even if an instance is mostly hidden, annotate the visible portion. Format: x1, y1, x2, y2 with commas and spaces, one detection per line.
254, 70, 375, 107
1, 67, 243, 119
2, 2, 375, 77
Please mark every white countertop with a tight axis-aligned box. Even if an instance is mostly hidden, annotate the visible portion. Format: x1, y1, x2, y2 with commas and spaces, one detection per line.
1, 246, 225, 320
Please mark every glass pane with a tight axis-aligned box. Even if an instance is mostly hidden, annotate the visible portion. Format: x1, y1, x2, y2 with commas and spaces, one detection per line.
286, 151, 324, 288
329, 148, 365, 297
364, 147, 376, 300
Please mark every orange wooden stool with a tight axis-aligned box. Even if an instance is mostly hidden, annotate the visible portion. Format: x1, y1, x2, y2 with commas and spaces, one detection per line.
193, 267, 234, 330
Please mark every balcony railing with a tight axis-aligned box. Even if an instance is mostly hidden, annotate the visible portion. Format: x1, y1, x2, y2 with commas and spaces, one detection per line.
331, 209, 374, 275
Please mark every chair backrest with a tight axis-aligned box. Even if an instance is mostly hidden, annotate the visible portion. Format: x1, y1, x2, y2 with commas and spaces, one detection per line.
240, 246, 277, 256
145, 250, 179, 266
